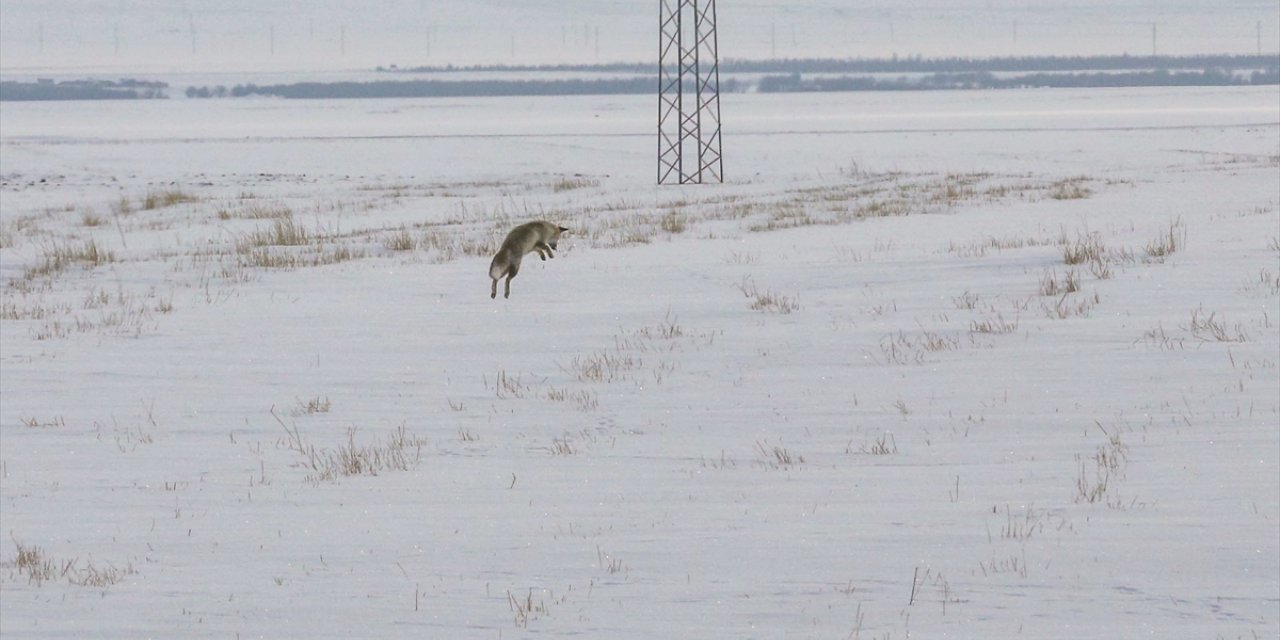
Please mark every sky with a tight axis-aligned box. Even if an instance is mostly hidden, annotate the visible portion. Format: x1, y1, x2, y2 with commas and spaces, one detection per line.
0, 1, 1276, 75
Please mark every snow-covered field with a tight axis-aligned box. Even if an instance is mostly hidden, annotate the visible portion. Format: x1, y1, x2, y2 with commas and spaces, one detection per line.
1, 86, 1278, 638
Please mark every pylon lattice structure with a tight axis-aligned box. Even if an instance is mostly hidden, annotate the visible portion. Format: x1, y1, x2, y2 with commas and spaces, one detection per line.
657, 0, 723, 184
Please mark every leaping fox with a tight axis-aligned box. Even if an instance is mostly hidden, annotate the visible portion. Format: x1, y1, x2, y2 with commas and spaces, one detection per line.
489, 221, 569, 299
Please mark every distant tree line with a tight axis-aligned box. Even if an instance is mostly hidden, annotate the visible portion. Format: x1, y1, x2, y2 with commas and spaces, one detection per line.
758, 67, 1279, 92
186, 67, 1274, 100
0, 78, 168, 101
190, 77, 744, 99
185, 85, 231, 98
382, 53, 1278, 75
5, 54, 1274, 102
727, 53, 1277, 74
199, 76, 660, 99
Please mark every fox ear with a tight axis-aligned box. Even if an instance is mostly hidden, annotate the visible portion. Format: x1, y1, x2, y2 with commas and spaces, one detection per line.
558, 226, 569, 233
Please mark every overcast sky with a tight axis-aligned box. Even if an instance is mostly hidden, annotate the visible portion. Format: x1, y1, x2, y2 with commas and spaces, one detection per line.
1, 1, 1275, 75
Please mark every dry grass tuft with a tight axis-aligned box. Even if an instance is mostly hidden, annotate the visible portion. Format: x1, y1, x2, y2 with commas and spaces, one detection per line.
1185, 306, 1249, 342
8, 539, 136, 588
755, 440, 805, 469
1075, 426, 1128, 505
141, 188, 199, 210
384, 227, 417, 252
275, 411, 426, 484
218, 203, 293, 220
561, 350, 642, 384
854, 432, 899, 455
242, 217, 311, 248
1039, 269, 1080, 296
1062, 232, 1105, 266
1043, 291, 1100, 319
1143, 217, 1186, 261
1047, 176, 1092, 200
543, 386, 599, 411
737, 277, 799, 314
660, 210, 688, 234
24, 239, 117, 280
508, 588, 552, 628
291, 395, 332, 416
969, 313, 1019, 335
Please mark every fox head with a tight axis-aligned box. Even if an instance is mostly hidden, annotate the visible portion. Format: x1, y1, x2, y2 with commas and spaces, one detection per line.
549, 225, 569, 250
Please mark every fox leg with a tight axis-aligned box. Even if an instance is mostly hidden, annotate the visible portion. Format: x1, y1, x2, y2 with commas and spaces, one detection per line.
490, 277, 498, 299
535, 242, 554, 260
504, 263, 519, 298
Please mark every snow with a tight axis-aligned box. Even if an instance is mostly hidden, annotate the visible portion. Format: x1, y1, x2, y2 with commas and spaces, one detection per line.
1, 85, 1278, 638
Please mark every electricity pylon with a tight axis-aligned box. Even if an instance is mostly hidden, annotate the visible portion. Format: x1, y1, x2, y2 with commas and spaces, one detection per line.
657, 0, 723, 184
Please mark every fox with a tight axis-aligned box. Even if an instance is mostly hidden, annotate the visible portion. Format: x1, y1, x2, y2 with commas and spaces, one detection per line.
489, 221, 569, 299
